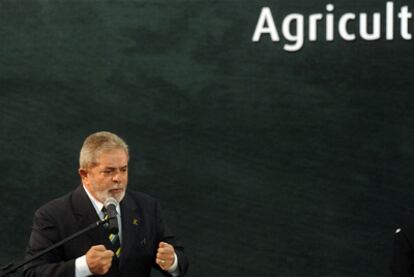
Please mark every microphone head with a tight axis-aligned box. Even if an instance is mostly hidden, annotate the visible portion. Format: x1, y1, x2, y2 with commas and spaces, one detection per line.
103, 197, 119, 234
104, 197, 118, 208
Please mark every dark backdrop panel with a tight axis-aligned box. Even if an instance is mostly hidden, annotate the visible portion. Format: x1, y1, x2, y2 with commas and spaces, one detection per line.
0, 0, 413, 276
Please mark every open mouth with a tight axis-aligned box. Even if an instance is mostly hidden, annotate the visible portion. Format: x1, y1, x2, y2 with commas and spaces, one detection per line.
109, 188, 123, 194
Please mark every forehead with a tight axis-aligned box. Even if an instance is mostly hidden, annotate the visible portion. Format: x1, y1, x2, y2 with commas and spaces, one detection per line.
95, 149, 129, 167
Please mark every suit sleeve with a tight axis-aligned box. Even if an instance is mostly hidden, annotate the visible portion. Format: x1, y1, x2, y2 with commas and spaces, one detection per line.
154, 200, 189, 276
23, 206, 75, 277
391, 228, 414, 276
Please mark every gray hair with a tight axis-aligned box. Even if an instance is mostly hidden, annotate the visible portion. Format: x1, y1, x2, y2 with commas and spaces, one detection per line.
79, 131, 129, 169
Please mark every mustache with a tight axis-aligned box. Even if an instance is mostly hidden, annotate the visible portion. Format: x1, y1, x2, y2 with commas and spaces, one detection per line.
108, 183, 126, 190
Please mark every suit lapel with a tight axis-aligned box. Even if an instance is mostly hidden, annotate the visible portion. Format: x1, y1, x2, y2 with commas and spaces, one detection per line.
119, 192, 142, 268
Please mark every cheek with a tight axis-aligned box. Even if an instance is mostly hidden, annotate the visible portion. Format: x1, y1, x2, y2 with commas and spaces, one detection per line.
92, 176, 112, 189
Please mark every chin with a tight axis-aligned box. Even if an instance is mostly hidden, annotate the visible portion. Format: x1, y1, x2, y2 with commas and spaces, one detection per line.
111, 191, 126, 203
96, 191, 125, 204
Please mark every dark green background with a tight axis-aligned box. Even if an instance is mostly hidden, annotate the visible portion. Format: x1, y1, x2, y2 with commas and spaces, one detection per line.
0, 0, 413, 276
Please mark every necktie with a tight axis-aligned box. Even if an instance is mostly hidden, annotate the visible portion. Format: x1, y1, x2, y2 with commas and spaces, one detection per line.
102, 207, 122, 258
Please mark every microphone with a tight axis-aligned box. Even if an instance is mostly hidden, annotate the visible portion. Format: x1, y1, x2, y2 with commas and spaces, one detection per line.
104, 197, 119, 235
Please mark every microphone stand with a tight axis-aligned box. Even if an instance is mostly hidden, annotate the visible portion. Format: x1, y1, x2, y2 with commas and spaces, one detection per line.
0, 217, 113, 277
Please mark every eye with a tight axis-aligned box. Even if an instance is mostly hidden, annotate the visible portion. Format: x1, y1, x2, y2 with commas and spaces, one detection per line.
101, 169, 113, 174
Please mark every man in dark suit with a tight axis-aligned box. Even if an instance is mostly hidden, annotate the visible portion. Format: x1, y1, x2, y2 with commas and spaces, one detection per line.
23, 131, 189, 277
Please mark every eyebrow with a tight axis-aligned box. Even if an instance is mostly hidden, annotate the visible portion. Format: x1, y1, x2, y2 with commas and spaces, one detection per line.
102, 165, 128, 170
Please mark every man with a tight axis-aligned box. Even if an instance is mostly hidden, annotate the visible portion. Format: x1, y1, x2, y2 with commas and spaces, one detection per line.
23, 131, 188, 276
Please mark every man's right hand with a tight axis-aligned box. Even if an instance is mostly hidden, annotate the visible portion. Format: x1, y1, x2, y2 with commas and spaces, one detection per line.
85, 245, 114, 275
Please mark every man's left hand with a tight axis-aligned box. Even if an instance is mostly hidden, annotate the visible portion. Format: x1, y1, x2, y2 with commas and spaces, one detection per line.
155, 242, 176, 271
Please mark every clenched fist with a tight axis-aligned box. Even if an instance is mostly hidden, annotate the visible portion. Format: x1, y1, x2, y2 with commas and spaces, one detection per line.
155, 242, 176, 271
86, 245, 114, 275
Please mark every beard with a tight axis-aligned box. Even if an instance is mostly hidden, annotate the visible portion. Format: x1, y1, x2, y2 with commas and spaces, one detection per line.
91, 181, 127, 204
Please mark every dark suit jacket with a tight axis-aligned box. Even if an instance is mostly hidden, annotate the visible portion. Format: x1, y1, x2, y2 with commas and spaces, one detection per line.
391, 224, 414, 276
23, 185, 189, 277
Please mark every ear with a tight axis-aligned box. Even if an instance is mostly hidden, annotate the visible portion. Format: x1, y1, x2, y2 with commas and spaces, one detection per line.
79, 168, 88, 180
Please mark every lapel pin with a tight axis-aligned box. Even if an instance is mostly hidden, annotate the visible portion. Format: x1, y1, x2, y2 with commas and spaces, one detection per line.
132, 218, 139, 226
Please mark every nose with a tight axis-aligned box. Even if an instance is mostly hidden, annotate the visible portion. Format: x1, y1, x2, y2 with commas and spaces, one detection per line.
112, 172, 121, 183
